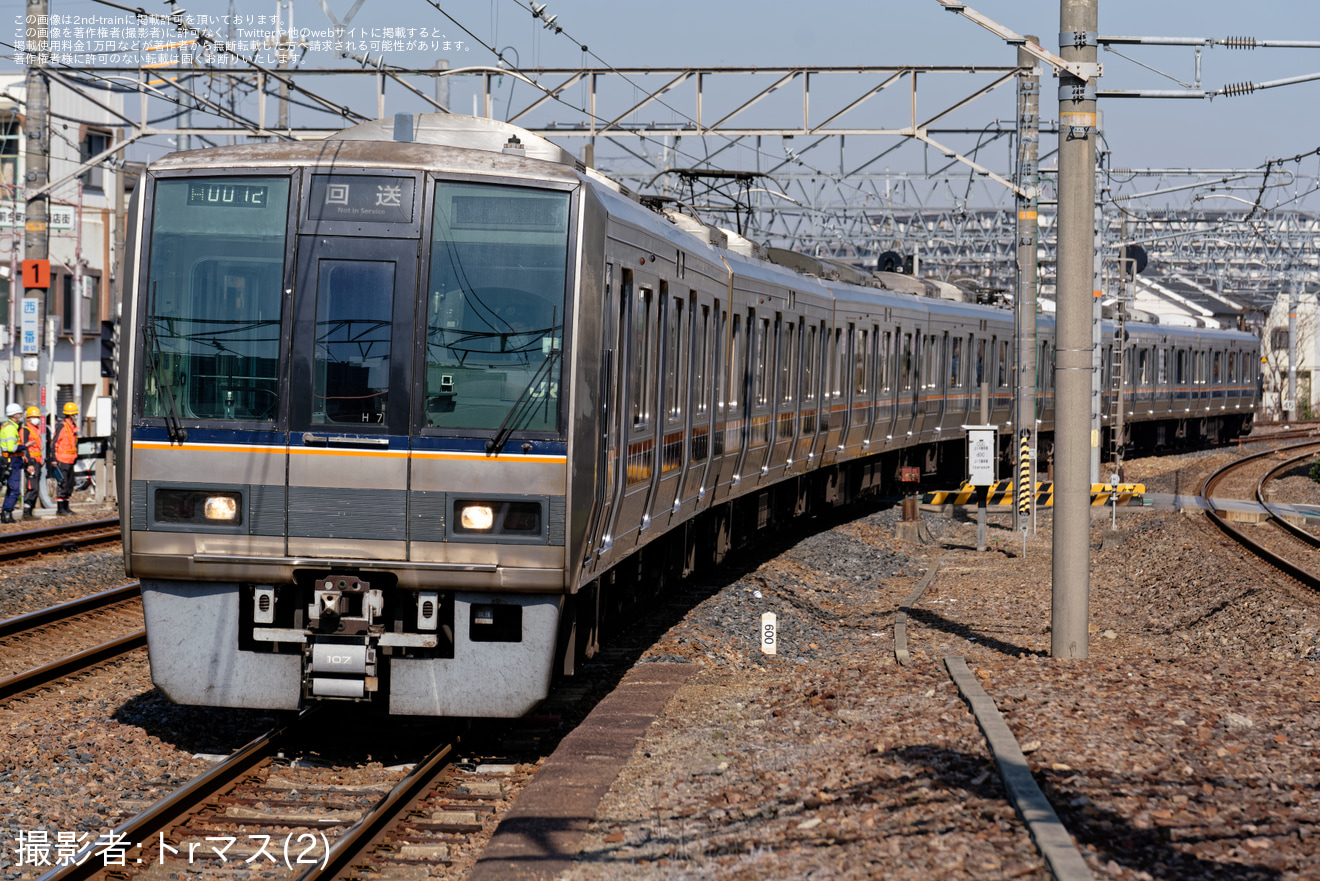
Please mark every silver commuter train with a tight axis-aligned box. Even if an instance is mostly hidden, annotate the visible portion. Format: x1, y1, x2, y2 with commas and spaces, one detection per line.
118, 114, 1258, 716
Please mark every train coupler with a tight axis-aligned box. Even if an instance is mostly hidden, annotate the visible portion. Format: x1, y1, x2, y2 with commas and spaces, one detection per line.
304, 636, 378, 700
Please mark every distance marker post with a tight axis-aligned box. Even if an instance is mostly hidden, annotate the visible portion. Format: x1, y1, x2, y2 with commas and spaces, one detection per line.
1018, 431, 1032, 556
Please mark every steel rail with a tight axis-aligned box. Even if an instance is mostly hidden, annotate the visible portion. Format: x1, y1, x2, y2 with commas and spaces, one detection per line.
0, 630, 146, 700
0, 582, 140, 639
0, 518, 122, 562
0, 516, 119, 542
294, 740, 456, 881
1256, 452, 1320, 549
34, 710, 316, 881
1201, 440, 1320, 590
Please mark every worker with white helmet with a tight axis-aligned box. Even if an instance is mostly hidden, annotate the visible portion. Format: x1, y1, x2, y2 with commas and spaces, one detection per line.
0, 403, 25, 523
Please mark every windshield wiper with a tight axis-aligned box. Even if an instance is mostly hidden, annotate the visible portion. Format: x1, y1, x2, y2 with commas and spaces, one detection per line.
144, 321, 188, 444
486, 349, 559, 455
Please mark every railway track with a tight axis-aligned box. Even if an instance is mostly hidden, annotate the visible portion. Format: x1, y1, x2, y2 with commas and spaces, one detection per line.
0, 582, 144, 700
1201, 440, 1320, 590
0, 516, 121, 562
32, 705, 539, 881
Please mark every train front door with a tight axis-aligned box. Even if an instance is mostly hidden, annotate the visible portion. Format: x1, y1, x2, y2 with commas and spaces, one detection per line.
286, 235, 418, 560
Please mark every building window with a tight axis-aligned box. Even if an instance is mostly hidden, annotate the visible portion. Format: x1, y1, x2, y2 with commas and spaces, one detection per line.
0, 115, 18, 190
80, 130, 112, 190
62, 272, 100, 335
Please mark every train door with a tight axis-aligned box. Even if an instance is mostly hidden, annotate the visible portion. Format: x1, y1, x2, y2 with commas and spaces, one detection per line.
843, 323, 872, 453
822, 324, 846, 463
918, 330, 941, 439
588, 263, 622, 565
877, 328, 897, 444
712, 310, 745, 500
741, 311, 773, 481
649, 285, 686, 529
793, 319, 818, 467
769, 312, 797, 477
287, 234, 417, 560
593, 266, 633, 565
678, 294, 714, 517
945, 332, 965, 433
804, 319, 830, 464
615, 279, 658, 552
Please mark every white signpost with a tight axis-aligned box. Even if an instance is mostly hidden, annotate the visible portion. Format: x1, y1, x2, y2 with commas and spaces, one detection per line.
20, 298, 39, 356
964, 425, 998, 552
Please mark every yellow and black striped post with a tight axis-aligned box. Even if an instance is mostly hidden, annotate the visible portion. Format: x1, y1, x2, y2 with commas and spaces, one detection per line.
1016, 432, 1032, 531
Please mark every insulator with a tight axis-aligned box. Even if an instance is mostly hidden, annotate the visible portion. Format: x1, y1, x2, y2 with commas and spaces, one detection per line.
1223, 81, 1257, 98
1225, 36, 1257, 50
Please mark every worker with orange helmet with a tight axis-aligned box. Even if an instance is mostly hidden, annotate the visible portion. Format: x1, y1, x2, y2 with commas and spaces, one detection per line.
53, 401, 79, 516
20, 406, 44, 519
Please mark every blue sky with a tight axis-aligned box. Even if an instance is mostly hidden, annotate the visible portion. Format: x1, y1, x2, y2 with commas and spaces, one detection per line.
11, 0, 1320, 175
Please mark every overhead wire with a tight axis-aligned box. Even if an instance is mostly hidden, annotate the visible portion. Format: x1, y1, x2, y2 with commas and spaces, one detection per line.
430, 0, 885, 217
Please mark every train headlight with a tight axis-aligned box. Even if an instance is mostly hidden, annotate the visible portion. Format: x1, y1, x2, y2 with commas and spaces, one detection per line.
459, 503, 495, 531
154, 488, 244, 528
204, 495, 240, 521
452, 499, 543, 537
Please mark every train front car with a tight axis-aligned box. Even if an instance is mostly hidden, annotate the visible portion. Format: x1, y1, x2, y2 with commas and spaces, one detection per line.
119, 117, 599, 716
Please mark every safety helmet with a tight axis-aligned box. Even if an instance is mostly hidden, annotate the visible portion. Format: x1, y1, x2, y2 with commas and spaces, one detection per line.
62, 402, 78, 416
4, 403, 21, 417
24, 406, 39, 419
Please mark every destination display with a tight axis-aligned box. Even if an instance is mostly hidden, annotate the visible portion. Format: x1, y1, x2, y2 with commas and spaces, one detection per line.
309, 175, 415, 224
187, 181, 270, 209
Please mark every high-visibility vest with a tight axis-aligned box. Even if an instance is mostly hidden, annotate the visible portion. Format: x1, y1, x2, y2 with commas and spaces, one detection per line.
22, 422, 43, 463
54, 418, 78, 465
0, 418, 21, 456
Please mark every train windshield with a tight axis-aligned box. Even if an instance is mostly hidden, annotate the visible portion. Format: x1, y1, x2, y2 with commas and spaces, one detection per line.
142, 176, 289, 422
424, 182, 570, 432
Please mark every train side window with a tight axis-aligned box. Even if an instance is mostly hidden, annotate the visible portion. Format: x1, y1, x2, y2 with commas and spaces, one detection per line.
880, 331, 892, 392
870, 324, 880, 397
938, 332, 949, 390
1138, 348, 1150, 386
1157, 348, 1168, 385
803, 323, 817, 403
950, 337, 963, 388
997, 340, 1008, 387
780, 318, 796, 405
1228, 351, 1237, 384
902, 333, 914, 391
1212, 351, 1221, 384
755, 315, 771, 407
692, 299, 709, 416
833, 328, 846, 401
852, 324, 867, 395
974, 338, 986, 387
1175, 350, 1186, 384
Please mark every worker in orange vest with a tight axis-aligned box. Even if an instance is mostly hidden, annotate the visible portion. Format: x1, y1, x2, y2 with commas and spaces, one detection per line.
20, 406, 44, 519
53, 402, 79, 516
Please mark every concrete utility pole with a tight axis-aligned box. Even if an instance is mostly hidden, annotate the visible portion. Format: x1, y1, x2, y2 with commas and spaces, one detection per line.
1052, 0, 1098, 660
1090, 120, 1104, 485
1015, 37, 1041, 532
1288, 274, 1298, 422
23, 0, 49, 410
